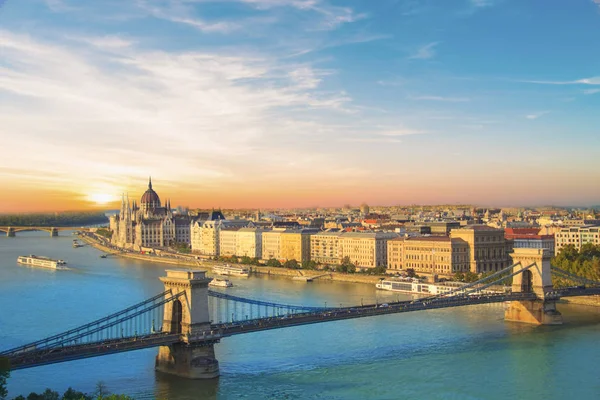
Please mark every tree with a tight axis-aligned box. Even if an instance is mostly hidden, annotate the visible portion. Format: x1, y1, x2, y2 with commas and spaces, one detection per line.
302, 260, 317, 270
464, 271, 479, 283
25, 389, 60, 400
240, 256, 253, 265
229, 256, 239, 264
283, 259, 299, 269
62, 387, 91, 400
453, 272, 465, 282
93, 382, 109, 399
405, 268, 417, 278
0, 357, 8, 400
371, 265, 386, 275
266, 258, 282, 267
338, 257, 356, 273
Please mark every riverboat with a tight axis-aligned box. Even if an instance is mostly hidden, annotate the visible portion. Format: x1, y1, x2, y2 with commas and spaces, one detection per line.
212, 264, 250, 277
375, 278, 503, 296
209, 278, 234, 288
17, 255, 67, 270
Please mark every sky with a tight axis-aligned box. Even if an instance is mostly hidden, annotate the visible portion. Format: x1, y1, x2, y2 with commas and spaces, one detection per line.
1, 0, 599, 212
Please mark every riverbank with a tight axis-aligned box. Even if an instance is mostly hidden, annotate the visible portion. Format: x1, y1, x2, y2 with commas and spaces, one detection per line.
563, 296, 600, 306
78, 234, 385, 285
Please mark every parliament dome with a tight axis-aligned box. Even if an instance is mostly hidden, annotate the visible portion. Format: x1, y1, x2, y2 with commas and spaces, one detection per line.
141, 177, 161, 208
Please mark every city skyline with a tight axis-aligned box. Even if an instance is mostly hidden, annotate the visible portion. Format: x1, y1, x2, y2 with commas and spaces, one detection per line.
1, 0, 600, 212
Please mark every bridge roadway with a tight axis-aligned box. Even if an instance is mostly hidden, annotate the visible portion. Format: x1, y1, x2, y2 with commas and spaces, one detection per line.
8, 333, 182, 370
8, 287, 599, 371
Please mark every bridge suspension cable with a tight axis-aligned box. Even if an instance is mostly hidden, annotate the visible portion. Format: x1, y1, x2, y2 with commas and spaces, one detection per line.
0, 290, 184, 358
419, 262, 530, 301
207, 290, 331, 324
550, 266, 600, 286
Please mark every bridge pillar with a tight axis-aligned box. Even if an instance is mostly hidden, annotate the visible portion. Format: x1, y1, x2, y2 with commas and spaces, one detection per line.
155, 270, 219, 379
50, 228, 58, 237
7, 227, 15, 237
504, 248, 563, 325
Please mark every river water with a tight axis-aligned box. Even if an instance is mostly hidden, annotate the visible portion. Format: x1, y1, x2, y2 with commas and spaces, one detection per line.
1, 232, 599, 400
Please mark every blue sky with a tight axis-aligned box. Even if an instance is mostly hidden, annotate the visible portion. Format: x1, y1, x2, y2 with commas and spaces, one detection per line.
0, 0, 599, 211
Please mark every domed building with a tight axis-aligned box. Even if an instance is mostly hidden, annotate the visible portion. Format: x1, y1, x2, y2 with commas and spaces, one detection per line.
109, 178, 191, 249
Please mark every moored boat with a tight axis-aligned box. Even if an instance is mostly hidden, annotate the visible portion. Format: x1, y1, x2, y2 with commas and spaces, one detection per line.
375, 278, 504, 296
209, 278, 234, 288
17, 255, 67, 270
212, 264, 249, 277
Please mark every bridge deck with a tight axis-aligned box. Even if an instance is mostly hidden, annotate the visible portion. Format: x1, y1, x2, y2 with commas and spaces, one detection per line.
6, 287, 599, 371
212, 292, 539, 338
8, 333, 180, 370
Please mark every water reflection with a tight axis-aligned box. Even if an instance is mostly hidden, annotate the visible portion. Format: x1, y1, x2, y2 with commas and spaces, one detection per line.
2, 232, 599, 400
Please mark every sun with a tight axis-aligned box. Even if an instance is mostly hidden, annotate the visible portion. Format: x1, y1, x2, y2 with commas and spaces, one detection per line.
86, 193, 115, 205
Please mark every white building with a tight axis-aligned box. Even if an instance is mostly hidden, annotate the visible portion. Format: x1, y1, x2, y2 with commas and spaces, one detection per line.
236, 227, 265, 258
555, 225, 600, 255
262, 229, 287, 260
339, 232, 399, 269
219, 227, 241, 256
310, 232, 343, 265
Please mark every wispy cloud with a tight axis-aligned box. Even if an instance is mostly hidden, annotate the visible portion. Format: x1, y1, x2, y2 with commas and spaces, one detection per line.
70, 35, 136, 50
409, 95, 470, 102
379, 129, 426, 136
519, 77, 600, 85
409, 42, 439, 60
286, 33, 391, 58
137, 1, 240, 33
0, 30, 423, 200
43, 0, 76, 12
525, 111, 550, 120
583, 88, 600, 95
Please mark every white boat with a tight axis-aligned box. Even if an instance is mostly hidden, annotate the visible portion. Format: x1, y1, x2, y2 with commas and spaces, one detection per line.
17, 255, 67, 270
375, 278, 501, 296
209, 278, 234, 288
212, 264, 249, 277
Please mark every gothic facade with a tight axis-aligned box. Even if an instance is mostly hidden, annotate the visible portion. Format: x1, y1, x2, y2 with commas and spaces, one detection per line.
109, 178, 191, 249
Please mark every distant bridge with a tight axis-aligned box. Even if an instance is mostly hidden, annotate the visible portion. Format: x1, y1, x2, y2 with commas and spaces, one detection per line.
0, 226, 92, 237
2, 248, 599, 378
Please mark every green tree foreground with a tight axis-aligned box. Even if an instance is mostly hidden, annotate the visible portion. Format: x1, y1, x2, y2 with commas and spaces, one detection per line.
0, 371, 133, 400
552, 243, 600, 284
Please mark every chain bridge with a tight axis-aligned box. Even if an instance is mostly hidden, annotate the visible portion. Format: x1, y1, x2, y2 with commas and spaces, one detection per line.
2, 248, 599, 379
0, 226, 91, 237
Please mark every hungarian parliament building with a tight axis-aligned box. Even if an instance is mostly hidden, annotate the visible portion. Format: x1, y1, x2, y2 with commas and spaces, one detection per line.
109, 178, 194, 249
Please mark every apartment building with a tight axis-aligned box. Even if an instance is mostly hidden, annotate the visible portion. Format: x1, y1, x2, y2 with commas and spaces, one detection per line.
262, 229, 286, 260
339, 232, 398, 269
310, 232, 343, 265
236, 227, 264, 258
554, 225, 600, 255
280, 229, 317, 262
387, 236, 470, 276
450, 225, 510, 273
219, 227, 241, 257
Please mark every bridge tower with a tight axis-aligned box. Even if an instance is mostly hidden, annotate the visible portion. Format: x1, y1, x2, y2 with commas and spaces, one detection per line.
155, 269, 219, 379
504, 248, 563, 325
6, 227, 15, 237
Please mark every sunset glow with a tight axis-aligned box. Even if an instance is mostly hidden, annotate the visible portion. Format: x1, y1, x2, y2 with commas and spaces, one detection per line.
86, 193, 117, 206
1, 0, 599, 212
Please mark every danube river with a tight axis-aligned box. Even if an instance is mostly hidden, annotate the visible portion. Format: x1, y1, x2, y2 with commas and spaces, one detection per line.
1, 232, 599, 399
